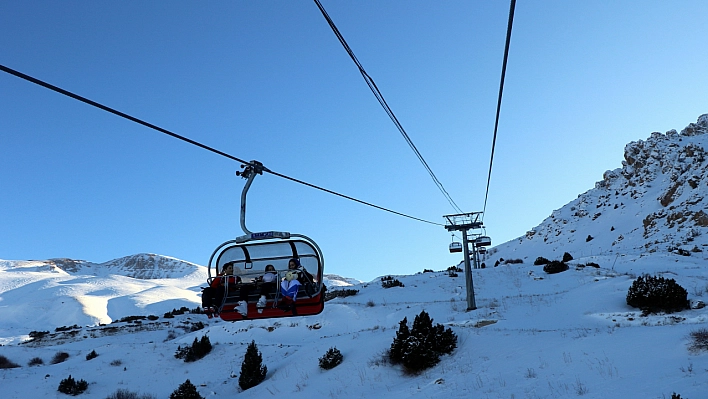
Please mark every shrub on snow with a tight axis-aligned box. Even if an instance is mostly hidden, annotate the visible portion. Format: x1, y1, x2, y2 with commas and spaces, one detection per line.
389, 310, 457, 374
626, 274, 688, 313
319, 347, 344, 370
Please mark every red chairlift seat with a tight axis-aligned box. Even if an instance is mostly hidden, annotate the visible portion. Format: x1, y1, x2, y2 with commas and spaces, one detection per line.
208, 232, 325, 321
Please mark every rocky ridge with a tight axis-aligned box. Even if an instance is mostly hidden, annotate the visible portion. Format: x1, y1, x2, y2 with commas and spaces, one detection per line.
509, 114, 708, 259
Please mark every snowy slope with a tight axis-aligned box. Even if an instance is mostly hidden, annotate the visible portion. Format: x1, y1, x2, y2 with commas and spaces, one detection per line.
1, 254, 707, 398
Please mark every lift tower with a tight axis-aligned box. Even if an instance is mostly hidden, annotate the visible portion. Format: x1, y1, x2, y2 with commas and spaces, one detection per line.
443, 212, 484, 310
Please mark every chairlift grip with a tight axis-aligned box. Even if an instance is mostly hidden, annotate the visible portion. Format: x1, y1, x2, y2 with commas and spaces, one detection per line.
236, 160, 265, 235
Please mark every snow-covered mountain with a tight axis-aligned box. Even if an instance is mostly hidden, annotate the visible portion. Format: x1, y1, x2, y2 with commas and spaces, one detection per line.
2, 115, 708, 398
492, 114, 708, 264
2, 254, 203, 279
0, 254, 207, 333
0, 254, 357, 333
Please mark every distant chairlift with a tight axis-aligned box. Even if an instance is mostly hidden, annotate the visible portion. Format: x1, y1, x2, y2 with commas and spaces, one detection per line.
474, 236, 492, 248
449, 241, 463, 253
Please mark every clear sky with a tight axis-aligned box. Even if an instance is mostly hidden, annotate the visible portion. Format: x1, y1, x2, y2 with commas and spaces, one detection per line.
2, 1, 707, 282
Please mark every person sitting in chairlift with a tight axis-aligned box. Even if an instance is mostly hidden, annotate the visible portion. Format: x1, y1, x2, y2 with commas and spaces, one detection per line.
201, 262, 248, 317
202, 262, 237, 318
256, 264, 278, 313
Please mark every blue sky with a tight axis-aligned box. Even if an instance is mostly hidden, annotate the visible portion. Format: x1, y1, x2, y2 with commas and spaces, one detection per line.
2, 1, 707, 281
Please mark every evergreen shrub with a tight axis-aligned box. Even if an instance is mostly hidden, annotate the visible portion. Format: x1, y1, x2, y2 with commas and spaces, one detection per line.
239, 340, 267, 390
57, 375, 88, 395
626, 274, 688, 313
389, 310, 457, 374
169, 379, 203, 399
381, 276, 404, 288
86, 350, 98, 360
534, 257, 550, 265
543, 261, 569, 274
562, 252, 574, 262
319, 347, 343, 370
174, 335, 212, 362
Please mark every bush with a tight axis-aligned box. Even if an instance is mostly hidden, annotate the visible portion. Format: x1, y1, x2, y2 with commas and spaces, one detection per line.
319, 347, 343, 370
86, 350, 98, 361
56, 324, 80, 332
239, 340, 267, 390
51, 352, 70, 364
543, 261, 569, 274
626, 274, 689, 313
562, 252, 573, 262
189, 322, 205, 332
106, 389, 157, 399
325, 288, 359, 302
116, 315, 146, 323
28, 357, 44, 366
534, 257, 550, 265
169, 379, 203, 399
29, 330, 50, 340
503, 258, 523, 265
381, 276, 404, 288
0, 355, 21, 369
688, 328, 708, 353
175, 335, 212, 362
58, 375, 88, 395
586, 235, 594, 242
388, 310, 457, 374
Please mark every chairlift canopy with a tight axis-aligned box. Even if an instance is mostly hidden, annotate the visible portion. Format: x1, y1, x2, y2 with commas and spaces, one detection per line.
449, 242, 463, 253
474, 236, 492, 247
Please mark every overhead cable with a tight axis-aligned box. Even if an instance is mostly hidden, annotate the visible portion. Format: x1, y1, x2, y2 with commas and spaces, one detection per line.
0, 63, 443, 226
313, 0, 463, 214
482, 0, 516, 221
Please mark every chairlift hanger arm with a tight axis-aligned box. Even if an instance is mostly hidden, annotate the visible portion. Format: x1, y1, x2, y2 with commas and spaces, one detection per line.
235, 160, 267, 236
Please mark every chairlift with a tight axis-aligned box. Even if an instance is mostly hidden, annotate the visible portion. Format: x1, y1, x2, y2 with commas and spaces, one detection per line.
474, 235, 492, 247
449, 242, 463, 253
449, 234, 463, 253
478, 247, 487, 255
206, 161, 325, 321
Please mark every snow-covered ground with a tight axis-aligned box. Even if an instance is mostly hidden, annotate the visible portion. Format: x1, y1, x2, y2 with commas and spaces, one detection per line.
1, 251, 707, 398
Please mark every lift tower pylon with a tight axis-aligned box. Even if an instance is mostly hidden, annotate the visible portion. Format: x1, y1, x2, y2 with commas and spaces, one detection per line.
443, 212, 483, 310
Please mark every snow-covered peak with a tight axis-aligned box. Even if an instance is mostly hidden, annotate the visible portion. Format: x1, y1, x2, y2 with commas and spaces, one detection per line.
97, 253, 202, 279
